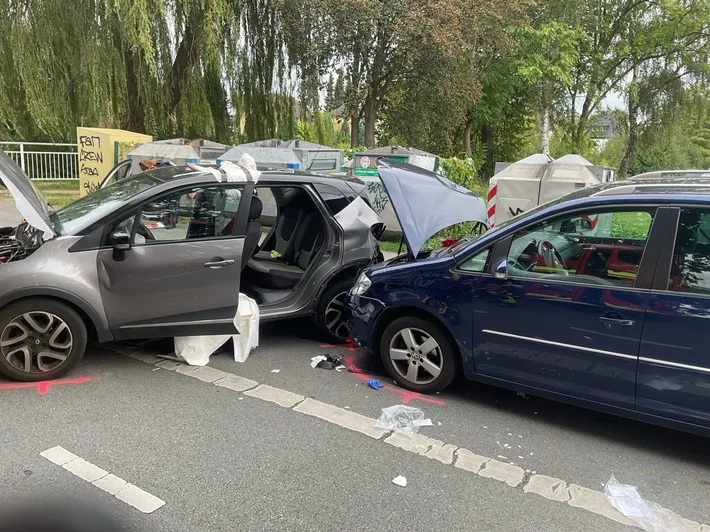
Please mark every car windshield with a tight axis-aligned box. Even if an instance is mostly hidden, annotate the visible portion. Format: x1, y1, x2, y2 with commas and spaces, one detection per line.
49, 172, 168, 235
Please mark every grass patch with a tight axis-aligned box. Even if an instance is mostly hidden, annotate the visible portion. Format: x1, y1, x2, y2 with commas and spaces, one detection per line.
0, 179, 80, 208
33, 180, 80, 192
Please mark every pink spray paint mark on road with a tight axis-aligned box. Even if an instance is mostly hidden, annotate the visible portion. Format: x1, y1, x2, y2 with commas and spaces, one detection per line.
320, 341, 447, 406
0, 376, 93, 395
342, 353, 446, 406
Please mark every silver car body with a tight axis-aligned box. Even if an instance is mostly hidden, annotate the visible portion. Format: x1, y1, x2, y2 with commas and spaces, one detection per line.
0, 150, 378, 344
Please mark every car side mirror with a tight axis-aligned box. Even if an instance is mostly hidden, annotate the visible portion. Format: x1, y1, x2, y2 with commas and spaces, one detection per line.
111, 229, 131, 261
493, 257, 508, 280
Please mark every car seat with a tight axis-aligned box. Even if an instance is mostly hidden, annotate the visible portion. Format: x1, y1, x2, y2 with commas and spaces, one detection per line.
241, 196, 263, 271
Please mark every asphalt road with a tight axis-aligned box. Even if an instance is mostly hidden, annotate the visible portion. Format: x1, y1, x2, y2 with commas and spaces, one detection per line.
2, 320, 709, 531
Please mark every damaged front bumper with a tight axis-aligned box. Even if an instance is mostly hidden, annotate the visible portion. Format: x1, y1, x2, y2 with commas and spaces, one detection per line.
344, 292, 384, 350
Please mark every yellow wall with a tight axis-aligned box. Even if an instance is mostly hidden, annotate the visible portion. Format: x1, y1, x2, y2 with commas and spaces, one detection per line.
77, 128, 152, 196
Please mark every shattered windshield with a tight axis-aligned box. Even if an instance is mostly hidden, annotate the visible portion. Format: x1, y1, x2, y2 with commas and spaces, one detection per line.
49, 173, 168, 235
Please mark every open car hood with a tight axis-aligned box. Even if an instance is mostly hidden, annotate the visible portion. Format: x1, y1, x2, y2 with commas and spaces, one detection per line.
376, 159, 487, 257
0, 150, 55, 237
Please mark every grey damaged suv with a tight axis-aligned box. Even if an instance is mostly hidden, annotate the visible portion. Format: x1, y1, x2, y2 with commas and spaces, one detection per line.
0, 151, 383, 381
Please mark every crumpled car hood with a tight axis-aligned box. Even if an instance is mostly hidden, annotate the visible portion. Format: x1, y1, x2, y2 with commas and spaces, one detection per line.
0, 150, 55, 237
376, 159, 487, 257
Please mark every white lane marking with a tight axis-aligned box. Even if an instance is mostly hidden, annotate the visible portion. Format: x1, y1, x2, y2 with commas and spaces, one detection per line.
213, 374, 258, 392
40, 445, 78, 466
478, 459, 526, 488
244, 384, 305, 408
523, 474, 571, 502
94, 473, 129, 495
115, 484, 166, 514
63, 458, 108, 482
111, 349, 709, 530
41, 446, 165, 514
294, 398, 389, 439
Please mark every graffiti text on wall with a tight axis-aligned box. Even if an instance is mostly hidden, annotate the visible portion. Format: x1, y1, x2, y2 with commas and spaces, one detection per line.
366, 181, 390, 213
79, 135, 101, 178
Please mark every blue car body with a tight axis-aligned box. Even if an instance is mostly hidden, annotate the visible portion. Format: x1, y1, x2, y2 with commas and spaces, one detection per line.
347, 174, 710, 436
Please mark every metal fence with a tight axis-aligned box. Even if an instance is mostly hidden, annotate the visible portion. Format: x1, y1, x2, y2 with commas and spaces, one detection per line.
0, 142, 79, 180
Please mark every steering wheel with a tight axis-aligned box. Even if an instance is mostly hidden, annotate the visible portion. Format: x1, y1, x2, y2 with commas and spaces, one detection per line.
537, 240, 568, 275
137, 221, 156, 241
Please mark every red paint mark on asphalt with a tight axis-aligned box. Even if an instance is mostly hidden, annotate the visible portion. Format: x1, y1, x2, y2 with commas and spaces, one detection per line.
320, 342, 358, 351
0, 376, 92, 395
342, 352, 446, 406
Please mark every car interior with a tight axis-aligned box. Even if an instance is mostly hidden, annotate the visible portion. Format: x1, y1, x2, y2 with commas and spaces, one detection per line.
241, 185, 328, 306
507, 211, 655, 287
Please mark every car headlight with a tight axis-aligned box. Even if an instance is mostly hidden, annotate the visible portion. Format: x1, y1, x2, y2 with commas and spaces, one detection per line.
351, 272, 372, 295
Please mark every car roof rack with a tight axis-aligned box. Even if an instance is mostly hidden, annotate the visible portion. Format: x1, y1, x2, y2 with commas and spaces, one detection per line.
629, 170, 710, 181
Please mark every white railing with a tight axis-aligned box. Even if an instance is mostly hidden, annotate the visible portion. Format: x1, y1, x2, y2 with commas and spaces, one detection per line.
0, 141, 79, 180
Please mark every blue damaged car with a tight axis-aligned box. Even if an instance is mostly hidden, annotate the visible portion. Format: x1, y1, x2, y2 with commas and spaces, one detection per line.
346, 164, 710, 436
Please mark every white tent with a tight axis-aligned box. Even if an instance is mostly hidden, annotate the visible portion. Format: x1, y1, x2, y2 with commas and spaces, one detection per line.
488, 154, 615, 226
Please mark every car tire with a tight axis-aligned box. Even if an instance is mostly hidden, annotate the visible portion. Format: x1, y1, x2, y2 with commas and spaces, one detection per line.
0, 298, 87, 382
380, 316, 458, 394
316, 279, 355, 343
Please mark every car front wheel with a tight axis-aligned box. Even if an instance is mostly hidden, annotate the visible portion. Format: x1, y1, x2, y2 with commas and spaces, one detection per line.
380, 316, 457, 393
0, 298, 87, 382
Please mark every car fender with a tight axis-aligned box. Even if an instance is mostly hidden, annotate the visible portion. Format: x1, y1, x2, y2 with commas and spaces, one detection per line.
0, 287, 113, 343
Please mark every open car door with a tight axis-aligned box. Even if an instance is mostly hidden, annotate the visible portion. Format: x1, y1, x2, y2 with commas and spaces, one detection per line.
97, 182, 254, 340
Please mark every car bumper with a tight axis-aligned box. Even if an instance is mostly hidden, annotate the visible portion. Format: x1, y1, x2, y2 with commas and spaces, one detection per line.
344, 292, 384, 350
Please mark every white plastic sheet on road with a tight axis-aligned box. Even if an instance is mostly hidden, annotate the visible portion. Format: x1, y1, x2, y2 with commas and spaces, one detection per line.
604, 475, 687, 531
174, 293, 259, 365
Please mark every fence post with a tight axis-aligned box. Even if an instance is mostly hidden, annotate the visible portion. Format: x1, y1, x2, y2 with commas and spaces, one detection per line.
19, 143, 25, 172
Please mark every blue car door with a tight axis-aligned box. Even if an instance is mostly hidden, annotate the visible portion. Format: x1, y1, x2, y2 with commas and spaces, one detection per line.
637, 206, 710, 428
472, 206, 662, 409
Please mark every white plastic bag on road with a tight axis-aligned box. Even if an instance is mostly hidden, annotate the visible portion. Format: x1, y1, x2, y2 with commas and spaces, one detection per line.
174, 293, 259, 365
376, 405, 431, 435
604, 475, 686, 531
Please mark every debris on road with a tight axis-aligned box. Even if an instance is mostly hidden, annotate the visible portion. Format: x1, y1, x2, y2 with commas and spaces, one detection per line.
368, 379, 384, 390
392, 475, 407, 487
335, 365, 346, 372
376, 405, 430, 435
605, 475, 684, 531
312, 353, 344, 370
271, 369, 280, 373
310, 355, 328, 368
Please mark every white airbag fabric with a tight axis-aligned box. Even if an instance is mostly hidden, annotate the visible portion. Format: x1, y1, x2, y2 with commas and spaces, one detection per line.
174, 294, 260, 365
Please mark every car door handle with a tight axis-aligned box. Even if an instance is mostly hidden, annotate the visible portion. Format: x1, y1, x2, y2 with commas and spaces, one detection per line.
599, 316, 635, 328
203, 259, 235, 269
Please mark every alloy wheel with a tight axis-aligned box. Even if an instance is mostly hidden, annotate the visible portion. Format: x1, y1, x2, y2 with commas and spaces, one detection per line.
324, 291, 349, 339
388, 327, 443, 385
1, 312, 74, 374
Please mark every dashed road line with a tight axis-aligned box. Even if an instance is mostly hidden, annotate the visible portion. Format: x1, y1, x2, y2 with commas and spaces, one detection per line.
40, 446, 165, 514
112, 348, 709, 531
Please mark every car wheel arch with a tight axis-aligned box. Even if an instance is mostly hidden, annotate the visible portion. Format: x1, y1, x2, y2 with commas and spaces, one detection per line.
313, 263, 366, 305
0, 289, 109, 343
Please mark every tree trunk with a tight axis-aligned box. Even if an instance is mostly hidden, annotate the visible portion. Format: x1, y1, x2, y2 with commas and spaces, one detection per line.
539, 105, 551, 156
481, 124, 495, 178
363, 93, 376, 148
463, 121, 473, 157
350, 113, 360, 147
574, 96, 593, 152
123, 47, 144, 132
170, 24, 198, 110
619, 64, 639, 179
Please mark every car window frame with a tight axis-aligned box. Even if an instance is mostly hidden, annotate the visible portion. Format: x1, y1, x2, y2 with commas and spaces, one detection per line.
648, 205, 710, 295
477, 203, 668, 290
99, 182, 254, 249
